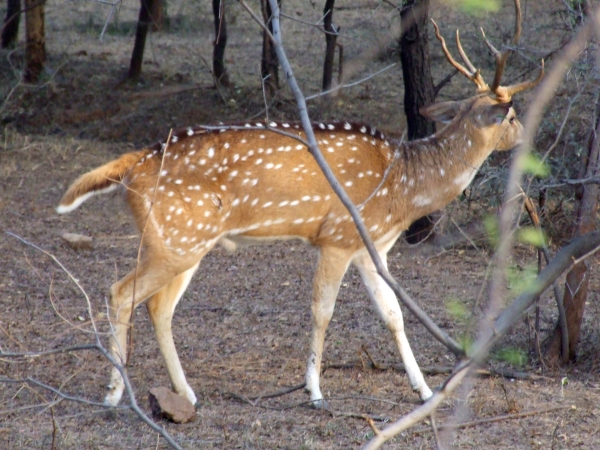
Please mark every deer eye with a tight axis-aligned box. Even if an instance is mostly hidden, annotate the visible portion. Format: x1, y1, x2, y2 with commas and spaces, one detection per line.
509, 117, 516, 124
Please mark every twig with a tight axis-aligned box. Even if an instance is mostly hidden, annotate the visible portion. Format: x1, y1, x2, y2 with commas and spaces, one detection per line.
363, 230, 600, 449
99, 0, 122, 42
127, 129, 172, 363
95, 345, 184, 450
248, 382, 306, 401
413, 404, 575, 434
329, 395, 402, 407
443, 9, 600, 448
5, 232, 100, 339
240, 0, 398, 102
306, 63, 398, 101
271, 0, 463, 355
237, 0, 462, 355
521, 192, 568, 360
9, 376, 127, 409
364, 415, 381, 436
225, 389, 399, 418
128, 84, 204, 100
3, 234, 184, 449
50, 406, 58, 450
433, 69, 459, 97
324, 360, 551, 381
430, 413, 441, 449
361, 344, 383, 370
223, 383, 307, 407
1, 343, 100, 359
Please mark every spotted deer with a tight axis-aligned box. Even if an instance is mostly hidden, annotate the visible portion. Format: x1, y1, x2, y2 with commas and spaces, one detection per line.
57, 0, 542, 408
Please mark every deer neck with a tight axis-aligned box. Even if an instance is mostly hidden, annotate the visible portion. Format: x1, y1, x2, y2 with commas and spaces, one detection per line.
385, 122, 494, 224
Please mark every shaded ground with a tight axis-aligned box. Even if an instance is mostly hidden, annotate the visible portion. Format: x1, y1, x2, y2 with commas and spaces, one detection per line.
1, 0, 599, 448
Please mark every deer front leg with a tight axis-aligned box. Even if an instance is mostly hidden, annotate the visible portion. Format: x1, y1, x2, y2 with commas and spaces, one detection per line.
146, 262, 200, 405
353, 252, 433, 401
305, 247, 352, 409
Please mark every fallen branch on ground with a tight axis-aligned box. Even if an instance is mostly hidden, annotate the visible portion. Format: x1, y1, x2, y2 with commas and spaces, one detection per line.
412, 404, 576, 434
324, 360, 551, 381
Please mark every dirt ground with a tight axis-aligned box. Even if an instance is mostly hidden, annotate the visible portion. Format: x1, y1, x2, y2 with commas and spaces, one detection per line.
1, 0, 599, 448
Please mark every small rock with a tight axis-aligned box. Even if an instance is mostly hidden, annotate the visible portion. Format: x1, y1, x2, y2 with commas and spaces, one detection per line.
61, 233, 93, 250
149, 387, 196, 424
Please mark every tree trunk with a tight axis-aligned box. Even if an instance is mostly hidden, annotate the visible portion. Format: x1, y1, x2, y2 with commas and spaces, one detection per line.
212, 0, 229, 87
2, 0, 21, 49
322, 0, 338, 92
23, 0, 45, 83
260, 0, 280, 98
399, 0, 436, 243
544, 96, 600, 364
128, 0, 156, 81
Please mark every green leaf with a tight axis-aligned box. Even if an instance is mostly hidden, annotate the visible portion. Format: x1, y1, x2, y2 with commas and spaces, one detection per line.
446, 298, 469, 322
495, 347, 527, 367
484, 215, 500, 249
459, 334, 474, 353
518, 152, 550, 177
448, 0, 500, 15
507, 264, 539, 296
518, 227, 547, 248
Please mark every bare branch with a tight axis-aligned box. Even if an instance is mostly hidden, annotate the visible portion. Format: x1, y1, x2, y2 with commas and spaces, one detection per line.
521, 193, 568, 359
3, 232, 184, 449
413, 404, 575, 434
6, 232, 101, 340
265, 0, 463, 355
364, 230, 600, 448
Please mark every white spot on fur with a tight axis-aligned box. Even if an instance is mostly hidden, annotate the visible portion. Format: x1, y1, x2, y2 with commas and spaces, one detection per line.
412, 195, 432, 207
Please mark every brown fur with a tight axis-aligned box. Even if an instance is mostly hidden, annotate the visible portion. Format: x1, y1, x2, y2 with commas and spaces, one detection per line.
58, 151, 144, 210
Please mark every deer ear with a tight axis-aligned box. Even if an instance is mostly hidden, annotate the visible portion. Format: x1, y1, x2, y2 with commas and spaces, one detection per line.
419, 101, 463, 124
475, 102, 514, 127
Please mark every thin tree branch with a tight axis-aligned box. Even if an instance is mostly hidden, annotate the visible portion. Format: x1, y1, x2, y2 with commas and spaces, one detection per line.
521, 193, 568, 359
6, 232, 101, 339
261, 0, 463, 356
4, 234, 184, 450
363, 230, 600, 448
413, 404, 575, 433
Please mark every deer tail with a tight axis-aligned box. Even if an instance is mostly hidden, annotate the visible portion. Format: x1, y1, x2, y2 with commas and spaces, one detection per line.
56, 151, 144, 214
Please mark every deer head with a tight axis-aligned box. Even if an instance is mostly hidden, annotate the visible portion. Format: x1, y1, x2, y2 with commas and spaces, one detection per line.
425, 0, 543, 153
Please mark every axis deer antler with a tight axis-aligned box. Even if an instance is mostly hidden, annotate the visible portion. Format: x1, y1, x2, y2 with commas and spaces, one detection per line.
57, 1, 543, 411
432, 0, 544, 103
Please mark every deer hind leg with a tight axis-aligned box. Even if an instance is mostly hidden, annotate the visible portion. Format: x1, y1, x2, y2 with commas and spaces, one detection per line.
103, 252, 202, 407
353, 251, 433, 401
103, 264, 173, 406
146, 262, 200, 405
305, 247, 353, 409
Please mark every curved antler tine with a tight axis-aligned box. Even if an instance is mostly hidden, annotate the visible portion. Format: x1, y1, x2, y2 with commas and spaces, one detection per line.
431, 20, 471, 78
431, 19, 489, 92
504, 59, 545, 97
487, 0, 523, 96
455, 29, 477, 73
481, 27, 509, 92
481, 27, 500, 58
